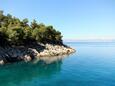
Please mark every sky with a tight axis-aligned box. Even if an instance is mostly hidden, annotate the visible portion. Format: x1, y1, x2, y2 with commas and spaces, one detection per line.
0, 0, 115, 40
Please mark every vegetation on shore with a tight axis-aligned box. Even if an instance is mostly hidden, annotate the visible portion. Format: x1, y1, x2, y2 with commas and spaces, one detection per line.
0, 10, 63, 46
0, 10, 75, 64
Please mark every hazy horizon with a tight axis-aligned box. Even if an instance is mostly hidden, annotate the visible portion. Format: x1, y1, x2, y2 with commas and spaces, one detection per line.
63, 38, 115, 42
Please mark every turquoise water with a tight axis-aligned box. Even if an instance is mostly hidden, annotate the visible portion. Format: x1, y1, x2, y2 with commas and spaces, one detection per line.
1, 42, 115, 86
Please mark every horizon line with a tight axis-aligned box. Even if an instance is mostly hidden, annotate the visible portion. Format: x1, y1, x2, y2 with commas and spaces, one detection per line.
63, 38, 115, 42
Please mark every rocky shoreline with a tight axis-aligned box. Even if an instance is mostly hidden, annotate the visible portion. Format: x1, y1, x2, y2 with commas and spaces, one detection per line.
0, 43, 75, 65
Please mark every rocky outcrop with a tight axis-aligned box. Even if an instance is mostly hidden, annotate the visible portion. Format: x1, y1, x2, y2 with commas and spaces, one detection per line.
0, 44, 75, 65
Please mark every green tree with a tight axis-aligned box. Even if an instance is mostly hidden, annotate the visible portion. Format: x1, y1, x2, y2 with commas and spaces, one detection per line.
31, 19, 38, 29
0, 10, 63, 46
22, 18, 28, 27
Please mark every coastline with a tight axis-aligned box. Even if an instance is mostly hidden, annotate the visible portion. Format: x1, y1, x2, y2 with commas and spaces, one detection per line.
0, 43, 75, 65
0, 11, 76, 65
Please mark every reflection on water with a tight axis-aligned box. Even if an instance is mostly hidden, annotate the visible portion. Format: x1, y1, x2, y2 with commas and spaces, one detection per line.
34, 54, 69, 64
0, 58, 62, 86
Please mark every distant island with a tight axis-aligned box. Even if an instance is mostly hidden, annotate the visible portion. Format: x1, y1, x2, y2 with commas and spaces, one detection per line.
0, 10, 75, 65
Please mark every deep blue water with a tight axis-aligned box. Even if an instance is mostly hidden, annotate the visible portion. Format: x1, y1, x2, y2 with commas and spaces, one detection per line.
1, 42, 115, 86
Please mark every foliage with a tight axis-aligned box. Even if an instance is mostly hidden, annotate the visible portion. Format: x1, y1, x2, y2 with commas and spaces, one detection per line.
0, 10, 63, 46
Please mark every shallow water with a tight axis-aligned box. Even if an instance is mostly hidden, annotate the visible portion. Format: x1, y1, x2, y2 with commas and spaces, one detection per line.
1, 42, 115, 86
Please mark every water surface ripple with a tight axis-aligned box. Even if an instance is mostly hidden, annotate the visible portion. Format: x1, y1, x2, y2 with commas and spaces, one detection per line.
1, 42, 115, 86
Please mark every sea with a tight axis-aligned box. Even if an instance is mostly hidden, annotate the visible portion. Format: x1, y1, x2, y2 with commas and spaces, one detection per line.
0, 42, 115, 86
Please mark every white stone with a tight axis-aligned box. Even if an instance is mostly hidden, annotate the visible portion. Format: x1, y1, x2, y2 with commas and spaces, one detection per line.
0, 60, 4, 65
24, 55, 32, 62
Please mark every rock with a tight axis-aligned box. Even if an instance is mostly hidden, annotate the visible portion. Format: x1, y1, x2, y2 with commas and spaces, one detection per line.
0, 60, 4, 65
0, 43, 75, 64
24, 55, 32, 62
28, 48, 39, 57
